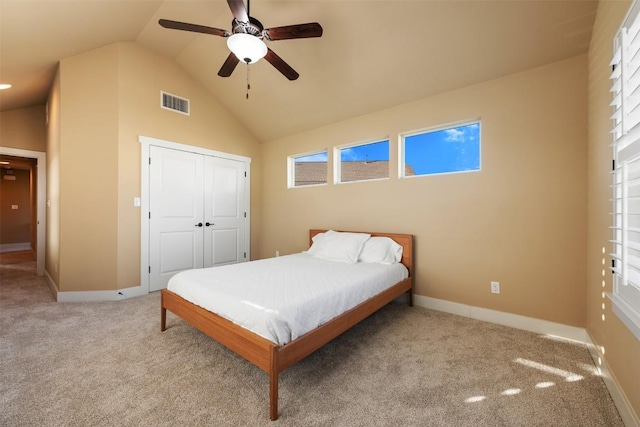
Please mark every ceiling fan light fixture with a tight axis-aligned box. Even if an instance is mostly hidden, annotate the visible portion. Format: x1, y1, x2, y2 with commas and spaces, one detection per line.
227, 33, 267, 64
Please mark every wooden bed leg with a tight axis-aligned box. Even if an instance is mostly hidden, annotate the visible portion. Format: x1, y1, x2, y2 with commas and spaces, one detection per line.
408, 290, 413, 307
269, 347, 279, 421
161, 306, 167, 332
269, 370, 279, 420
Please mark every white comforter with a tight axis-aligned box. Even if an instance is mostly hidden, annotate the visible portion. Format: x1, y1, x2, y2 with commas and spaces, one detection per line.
167, 253, 409, 345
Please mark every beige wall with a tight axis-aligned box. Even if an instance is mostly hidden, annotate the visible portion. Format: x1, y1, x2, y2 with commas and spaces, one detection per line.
49, 42, 262, 292
0, 169, 31, 245
261, 55, 588, 327
587, 0, 640, 418
58, 44, 120, 292
0, 105, 46, 152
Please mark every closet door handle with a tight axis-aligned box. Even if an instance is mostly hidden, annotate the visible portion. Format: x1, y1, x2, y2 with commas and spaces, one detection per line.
206, 222, 213, 227
195, 222, 203, 227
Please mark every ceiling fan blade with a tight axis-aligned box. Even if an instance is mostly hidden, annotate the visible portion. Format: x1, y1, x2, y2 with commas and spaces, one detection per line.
227, 0, 249, 23
264, 23, 323, 41
159, 19, 229, 37
218, 53, 240, 77
264, 48, 299, 81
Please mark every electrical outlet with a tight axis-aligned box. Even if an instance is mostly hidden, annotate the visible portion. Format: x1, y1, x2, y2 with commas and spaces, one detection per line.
275, 250, 280, 257
491, 281, 501, 294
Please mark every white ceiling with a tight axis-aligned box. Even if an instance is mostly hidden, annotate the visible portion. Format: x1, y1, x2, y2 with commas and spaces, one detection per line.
0, 0, 598, 142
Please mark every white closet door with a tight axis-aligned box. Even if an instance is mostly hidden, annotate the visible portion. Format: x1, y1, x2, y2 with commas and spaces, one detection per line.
203, 156, 247, 268
149, 146, 204, 292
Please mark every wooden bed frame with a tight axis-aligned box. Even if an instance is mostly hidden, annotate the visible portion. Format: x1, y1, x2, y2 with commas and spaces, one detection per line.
160, 230, 413, 420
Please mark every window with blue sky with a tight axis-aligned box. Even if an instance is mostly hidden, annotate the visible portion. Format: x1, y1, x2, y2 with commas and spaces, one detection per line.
289, 120, 480, 188
402, 121, 481, 177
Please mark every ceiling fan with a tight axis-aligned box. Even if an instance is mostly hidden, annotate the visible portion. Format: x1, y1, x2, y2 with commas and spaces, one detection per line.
159, 0, 323, 81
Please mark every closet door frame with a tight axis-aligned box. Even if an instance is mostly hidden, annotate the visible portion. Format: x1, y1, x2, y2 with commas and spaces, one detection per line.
139, 135, 251, 294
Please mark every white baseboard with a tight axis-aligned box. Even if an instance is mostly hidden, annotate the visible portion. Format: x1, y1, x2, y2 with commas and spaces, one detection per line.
44, 270, 58, 298
414, 295, 638, 426
43, 271, 149, 302
55, 284, 149, 302
585, 333, 640, 427
0, 242, 31, 253
414, 295, 587, 342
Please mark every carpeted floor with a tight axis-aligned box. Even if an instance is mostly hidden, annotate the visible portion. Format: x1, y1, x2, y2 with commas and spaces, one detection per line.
0, 258, 624, 426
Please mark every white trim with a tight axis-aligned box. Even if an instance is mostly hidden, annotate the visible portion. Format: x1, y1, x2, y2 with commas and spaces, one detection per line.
46, 268, 148, 302
138, 135, 252, 292
585, 333, 640, 427
244, 164, 251, 261
44, 269, 57, 298
401, 117, 483, 140
0, 242, 31, 253
139, 135, 251, 164
56, 284, 149, 303
140, 140, 151, 294
0, 147, 46, 276
413, 295, 587, 342
57, 290, 118, 303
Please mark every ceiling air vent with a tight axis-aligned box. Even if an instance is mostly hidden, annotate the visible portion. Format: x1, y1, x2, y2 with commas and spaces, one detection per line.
161, 91, 190, 116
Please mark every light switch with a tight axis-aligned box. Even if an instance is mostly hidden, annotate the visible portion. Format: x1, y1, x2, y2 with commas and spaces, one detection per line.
11, 205, 18, 210
134, 197, 141, 207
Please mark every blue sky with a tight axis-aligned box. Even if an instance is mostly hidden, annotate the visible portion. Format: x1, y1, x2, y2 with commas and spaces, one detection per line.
405, 122, 480, 175
295, 122, 480, 176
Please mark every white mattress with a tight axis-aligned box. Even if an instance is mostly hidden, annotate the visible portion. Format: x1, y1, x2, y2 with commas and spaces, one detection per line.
167, 253, 409, 345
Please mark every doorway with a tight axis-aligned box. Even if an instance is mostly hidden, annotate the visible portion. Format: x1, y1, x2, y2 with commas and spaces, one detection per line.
0, 147, 46, 276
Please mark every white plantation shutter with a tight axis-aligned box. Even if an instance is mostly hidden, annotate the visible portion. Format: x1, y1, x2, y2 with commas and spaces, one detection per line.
611, 0, 640, 341
627, 16, 640, 129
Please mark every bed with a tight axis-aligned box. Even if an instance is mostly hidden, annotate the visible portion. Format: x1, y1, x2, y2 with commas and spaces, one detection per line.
160, 229, 414, 420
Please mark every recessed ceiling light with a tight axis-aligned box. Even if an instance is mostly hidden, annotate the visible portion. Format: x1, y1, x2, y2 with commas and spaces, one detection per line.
0, 84, 12, 90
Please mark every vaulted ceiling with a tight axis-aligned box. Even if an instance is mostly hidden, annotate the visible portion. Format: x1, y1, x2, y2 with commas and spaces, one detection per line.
0, 0, 598, 142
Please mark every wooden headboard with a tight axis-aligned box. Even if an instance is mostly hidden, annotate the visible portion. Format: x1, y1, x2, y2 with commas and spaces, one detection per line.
309, 229, 414, 279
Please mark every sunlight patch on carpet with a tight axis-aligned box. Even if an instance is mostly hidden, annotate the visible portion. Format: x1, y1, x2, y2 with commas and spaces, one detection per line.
514, 358, 584, 382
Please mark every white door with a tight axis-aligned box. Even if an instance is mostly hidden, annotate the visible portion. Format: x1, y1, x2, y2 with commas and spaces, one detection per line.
203, 156, 247, 267
148, 146, 248, 291
149, 146, 205, 291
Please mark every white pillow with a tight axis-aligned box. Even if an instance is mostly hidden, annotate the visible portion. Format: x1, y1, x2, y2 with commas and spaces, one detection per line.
306, 230, 371, 263
306, 231, 327, 256
358, 236, 403, 264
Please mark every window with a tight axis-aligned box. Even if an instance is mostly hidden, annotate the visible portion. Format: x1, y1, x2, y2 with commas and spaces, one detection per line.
610, 0, 640, 341
288, 151, 328, 188
400, 121, 481, 178
335, 139, 389, 183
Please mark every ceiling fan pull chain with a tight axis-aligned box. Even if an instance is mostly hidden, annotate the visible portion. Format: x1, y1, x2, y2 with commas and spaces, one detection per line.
246, 63, 251, 100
